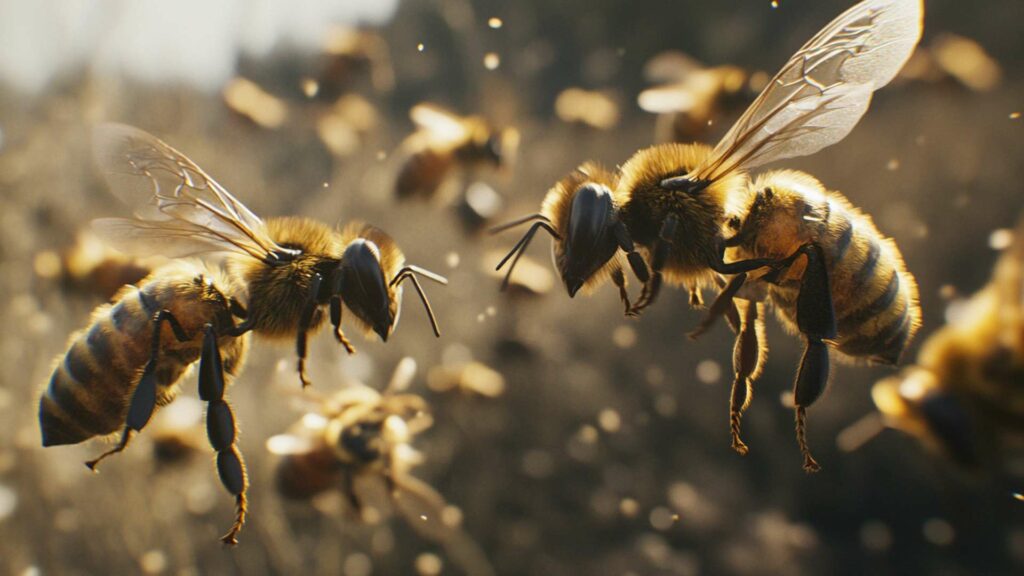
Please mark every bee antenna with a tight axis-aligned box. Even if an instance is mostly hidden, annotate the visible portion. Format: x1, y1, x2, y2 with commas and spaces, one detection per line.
488, 213, 555, 235
389, 266, 448, 338
493, 220, 560, 291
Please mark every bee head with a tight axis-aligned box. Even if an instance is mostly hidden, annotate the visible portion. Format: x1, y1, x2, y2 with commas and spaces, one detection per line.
339, 420, 384, 464
337, 239, 395, 341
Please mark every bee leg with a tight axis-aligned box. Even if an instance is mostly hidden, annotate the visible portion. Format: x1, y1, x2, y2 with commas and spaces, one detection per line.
629, 215, 679, 315
86, 309, 189, 471
689, 272, 748, 339
341, 474, 364, 518
295, 273, 324, 388
790, 243, 836, 473
613, 220, 650, 284
329, 295, 356, 355
689, 286, 704, 308
610, 268, 633, 315
198, 324, 248, 545
730, 300, 767, 455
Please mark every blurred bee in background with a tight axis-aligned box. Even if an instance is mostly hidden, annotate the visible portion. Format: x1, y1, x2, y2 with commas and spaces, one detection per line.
394, 103, 519, 202
897, 33, 1002, 92
39, 124, 448, 544
268, 357, 495, 576
494, 0, 924, 471
316, 26, 395, 99
554, 87, 621, 131
638, 51, 763, 143
33, 231, 154, 300
871, 219, 1024, 471
147, 396, 207, 466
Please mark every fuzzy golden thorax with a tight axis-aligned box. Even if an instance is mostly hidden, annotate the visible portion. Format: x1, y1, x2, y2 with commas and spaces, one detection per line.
540, 163, 626, 295
231, 217, 345, 339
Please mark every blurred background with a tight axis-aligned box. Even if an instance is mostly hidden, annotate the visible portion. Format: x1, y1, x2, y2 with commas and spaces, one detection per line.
1, 0, 1022, 574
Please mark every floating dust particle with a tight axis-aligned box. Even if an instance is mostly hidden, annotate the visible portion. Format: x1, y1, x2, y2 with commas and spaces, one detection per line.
20, 568, 40, 576
780, 391, 796, 408
649, 506, 677, 531
938, 284, 957, 300
771, 0, 779, 8
0, 483, 16, 521
612, 325, 637, 348
361, 505, 383, 524
139, 550, 167, 575
522, 449, 555, 478
441, 505, 463, 527
476, 313, 486, 322
483, 53, 501, 70
487, 17, 503, 29
887, 158, 900, 171
989, 228, 1014, 250
598, 408, 622, 433
1011, 112, 1021, 120
417, 43, 425, 52
707, 119, 713, 126
922, 518, 955, 546
322, 182, 329, 188
486, 305, 497, 317
860, 520, 893, 552
619, 498, 640, 518
567, 425, 600, 462
33, 250, 61, 279
415, 553, 443, 576
376, 150, 387, 160
185, 482, 216, 515
654, 394, 677, 417
1013, 492, 1024, 502
301, 78, 320, 98
646, 365, 665, 386
446, 252, 460, 268
344, 553, 372, 576
696, 360, 721, 384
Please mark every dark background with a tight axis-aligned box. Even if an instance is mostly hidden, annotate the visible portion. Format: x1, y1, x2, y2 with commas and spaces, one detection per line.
0, 0, 1022, 574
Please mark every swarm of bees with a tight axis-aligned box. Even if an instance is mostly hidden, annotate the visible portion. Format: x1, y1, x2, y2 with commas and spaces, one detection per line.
873, 219, 1024, 471
268, 357, 495, 576
394, 103, 519, 202
38, 125, 448, 544
494, 0, 925, 471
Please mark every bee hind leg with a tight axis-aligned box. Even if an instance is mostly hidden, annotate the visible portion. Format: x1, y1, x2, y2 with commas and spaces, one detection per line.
790, 243, 836, 473
690, 272, 748, 339
198, 324, 248, 545
86, 309, 189, 471
295, 273, 324, 388
729, 300, 766, 455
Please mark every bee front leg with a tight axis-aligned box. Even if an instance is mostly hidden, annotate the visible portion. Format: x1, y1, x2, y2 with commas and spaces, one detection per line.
198, 324, 248, 545
86, 309, 189, 471
689, 272, 748, 339
610, 269, 633, 315
329, 295, 356, 355
789, 243, 836, 473
613, 220, 650, 286
295, 273, 324, 388
629, 214, 678, 315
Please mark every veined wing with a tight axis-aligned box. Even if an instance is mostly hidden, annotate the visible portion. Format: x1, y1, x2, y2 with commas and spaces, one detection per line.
693, 0, 923, 182
92, 123, 296, 263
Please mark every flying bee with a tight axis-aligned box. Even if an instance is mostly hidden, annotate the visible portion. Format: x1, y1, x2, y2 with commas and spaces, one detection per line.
638, 51, 758, 143
493, 0, 924, 470
268, 358, 495, 576
394, 103, 519, 202
38, 124, 448, 544
871, 220, 1024, 471
39, 260, 252, 543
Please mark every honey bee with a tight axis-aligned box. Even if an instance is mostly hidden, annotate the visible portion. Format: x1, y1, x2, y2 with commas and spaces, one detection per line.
394, 103, 518, 201
872, 221, 1024, 470
38, 124, 447, 544
268, 358, 495, 576
494, 0, 924, 471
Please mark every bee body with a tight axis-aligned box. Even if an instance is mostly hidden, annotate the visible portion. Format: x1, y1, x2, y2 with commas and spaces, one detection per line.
729, 171, 922, 365
39, 262, 246, 447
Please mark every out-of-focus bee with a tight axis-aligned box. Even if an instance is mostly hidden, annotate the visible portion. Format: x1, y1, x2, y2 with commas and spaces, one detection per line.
268, 358, 495, 576
394, 103, 519, 202
639, 51, 762, 143
223, 77, 289, 130
317, 27, 394, 99
554, 87, 621, 131
872, 220, 1024, 470
148, 396, 206, 466
428, 360, 506, 398
34, 231, 154, 300
494, 0, 924, 471
38, 124, 447, 544
898, 33, 1002, 92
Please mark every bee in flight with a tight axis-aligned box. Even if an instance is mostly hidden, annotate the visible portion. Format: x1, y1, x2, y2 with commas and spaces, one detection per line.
495, 0, 924, 471
871, 219, 1024, 472
394, 103, 519, 202
267, 357, 495, 576
38, 124, 447, 544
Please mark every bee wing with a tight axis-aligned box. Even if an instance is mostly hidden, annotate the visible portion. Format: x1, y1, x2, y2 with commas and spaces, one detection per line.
385, 357, 418, 394
409, 103, 468, 143
693, 0, 923, 181
92, 123, 288, 262
638, 82, 703, 114
266, 432, 317, 456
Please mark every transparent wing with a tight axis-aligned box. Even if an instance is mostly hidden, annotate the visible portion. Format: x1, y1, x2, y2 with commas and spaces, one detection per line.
266, 433, 317, 456
694, 0, 923, 181
409, 103, 468, 143
92, 123, 290, 262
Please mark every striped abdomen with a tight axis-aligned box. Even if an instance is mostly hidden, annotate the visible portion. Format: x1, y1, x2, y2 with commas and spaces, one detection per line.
39, 263, 247, 446
769, 191, 921, 365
